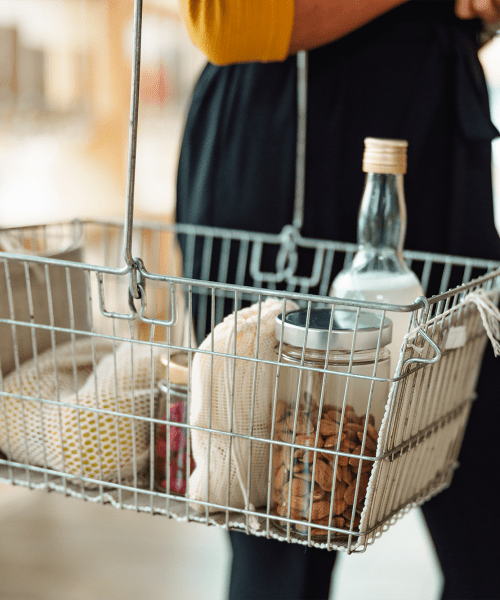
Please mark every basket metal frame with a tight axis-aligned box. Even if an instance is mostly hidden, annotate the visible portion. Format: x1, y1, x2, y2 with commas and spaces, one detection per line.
0, 218, 498, 553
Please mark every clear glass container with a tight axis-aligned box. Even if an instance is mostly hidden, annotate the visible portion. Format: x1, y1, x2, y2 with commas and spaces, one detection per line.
154, 352, 195, 495
272, 308, 391, 537
330, 138, 423, 376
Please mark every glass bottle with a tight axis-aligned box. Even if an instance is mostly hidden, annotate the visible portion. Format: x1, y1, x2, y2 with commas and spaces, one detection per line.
154, 351, 195, 495
330, 138, 423, 375
272, 308, 392, 537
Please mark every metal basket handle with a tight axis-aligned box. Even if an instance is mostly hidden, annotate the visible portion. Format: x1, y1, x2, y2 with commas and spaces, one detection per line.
122, 0, 309, 311
122, 0, 143, 294
250, 50, 309, 283
119, 0, 179, 329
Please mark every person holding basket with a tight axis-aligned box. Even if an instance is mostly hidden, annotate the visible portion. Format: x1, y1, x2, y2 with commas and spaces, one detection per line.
175, 0, 500, 598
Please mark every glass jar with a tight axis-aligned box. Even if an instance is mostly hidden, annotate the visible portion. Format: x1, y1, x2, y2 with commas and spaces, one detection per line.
154, 351, 195, 495
272, 308, 392, 537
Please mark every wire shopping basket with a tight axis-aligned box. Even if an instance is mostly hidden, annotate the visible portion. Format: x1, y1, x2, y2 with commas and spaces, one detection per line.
0, 218, 499, 554
1, 1, 500, 555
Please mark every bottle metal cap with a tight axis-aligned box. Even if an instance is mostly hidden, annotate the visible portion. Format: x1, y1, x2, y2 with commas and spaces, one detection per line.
160, 351, 189, 385
275, 309, 392, 352
362, 137, 407, 175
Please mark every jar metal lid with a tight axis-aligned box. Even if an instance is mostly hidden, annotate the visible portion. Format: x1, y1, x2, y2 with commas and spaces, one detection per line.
275, 309, 392, 351
160, 351, 189, 385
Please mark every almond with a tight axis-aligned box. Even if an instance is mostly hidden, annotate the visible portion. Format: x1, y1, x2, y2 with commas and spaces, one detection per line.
290, 495, 310, 513
333, 516, 346, 529
326, 409, 342, 423
344, 481, 356, 506
274, 464, 289, 490
275, 399, 288, 423
310, 528, 329, 536
286, 414, 313, 435
273, 486, 284, 504
300, 450, 315, 464
343, 508, 361, 528
276, 426, 293, 444
298, 401, 312, 414
339, 439, 352, 453
341, 464, 354, 485
274, 445, 292, 469
309, 409, 320, 427
335, 480, 348, 501
276, 503, 304, 521
336, 442, 352, 467
295, 472, 313, 481
273, 448, 284, 470
275, 420, 290, 434
357, 431, 377, 452
319, 450, 334, 462
311, 500, 331, 520
346, 439, 359, 450
319, 419, 340, 437
345, 427, 364, 442
343, 507, 355, 520
294, 447, 305, 459
357, 472, 370, 501
334, 496, 347, 515
288, 477, 311, 497
360, 461, 374, 474
296, 434, 322, 448
282, 445, 292, 466
367, 424, 379, 442
346, 422, 365, 433
322, 410, 335, 422
344, 409, 362, 425
337, 454, 349, 467
314, 459, 334, 492
312, 483, 325, 502
349, 445, 374, 468
323, 433, 341, 448
360, 413, 376, 427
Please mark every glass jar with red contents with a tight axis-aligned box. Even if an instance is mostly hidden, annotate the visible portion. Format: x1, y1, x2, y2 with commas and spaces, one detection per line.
154, 351, 195, 495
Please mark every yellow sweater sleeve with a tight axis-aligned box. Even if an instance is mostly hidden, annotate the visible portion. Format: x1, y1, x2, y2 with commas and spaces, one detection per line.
179, 0, 295, 66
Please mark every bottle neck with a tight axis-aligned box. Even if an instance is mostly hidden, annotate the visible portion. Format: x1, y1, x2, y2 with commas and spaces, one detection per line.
357, 172, 406, 256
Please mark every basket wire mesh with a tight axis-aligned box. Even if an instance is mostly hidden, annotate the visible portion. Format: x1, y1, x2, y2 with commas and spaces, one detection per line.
0, 219, 498, 553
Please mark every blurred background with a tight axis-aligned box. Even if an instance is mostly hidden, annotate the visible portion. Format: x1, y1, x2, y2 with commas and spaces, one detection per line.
0, 2, 499, 599
0, 0, 205, 226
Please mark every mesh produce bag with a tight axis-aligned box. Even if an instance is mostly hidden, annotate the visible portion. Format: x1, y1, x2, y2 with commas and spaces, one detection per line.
0, 338, 163, 487
189, 298, 298, 516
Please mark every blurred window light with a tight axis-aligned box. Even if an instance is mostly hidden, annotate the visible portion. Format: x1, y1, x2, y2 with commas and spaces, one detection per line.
480, 35, 500, 234
0, 0, 205, 226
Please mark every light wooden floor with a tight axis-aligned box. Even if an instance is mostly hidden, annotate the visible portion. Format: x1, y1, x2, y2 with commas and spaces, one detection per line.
0, 483, 442, 600
0, 483, 231, 600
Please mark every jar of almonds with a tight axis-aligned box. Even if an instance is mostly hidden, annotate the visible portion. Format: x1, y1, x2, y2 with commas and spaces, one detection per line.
272, 308, 392, 538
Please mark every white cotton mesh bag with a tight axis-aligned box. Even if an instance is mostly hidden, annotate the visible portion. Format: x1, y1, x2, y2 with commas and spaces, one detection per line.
188, 297, 298, 517
0, 338, 164, 487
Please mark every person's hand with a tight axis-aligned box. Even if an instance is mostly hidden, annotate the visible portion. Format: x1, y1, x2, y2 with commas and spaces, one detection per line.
455, 0, 500, 29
